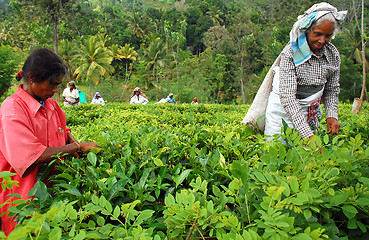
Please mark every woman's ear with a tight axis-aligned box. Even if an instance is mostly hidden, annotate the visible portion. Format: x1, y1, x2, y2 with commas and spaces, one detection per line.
27, 72, 36, 83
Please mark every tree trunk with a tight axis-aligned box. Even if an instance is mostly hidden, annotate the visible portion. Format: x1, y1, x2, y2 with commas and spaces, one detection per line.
53, 20, 58, 54
125, 61, 129, 82
352, 0, 366, 114
360, 0, 366, 102
240, 56, 245, 104
352, 98, 362, 113
128, 61, 134, 82
52, 19, 61, 102
119, 61, 130, 102
89, 83, 92, 102
175, 54, 179, 102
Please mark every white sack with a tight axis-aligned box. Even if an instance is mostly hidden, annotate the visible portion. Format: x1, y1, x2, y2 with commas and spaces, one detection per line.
241, 54, 281, 130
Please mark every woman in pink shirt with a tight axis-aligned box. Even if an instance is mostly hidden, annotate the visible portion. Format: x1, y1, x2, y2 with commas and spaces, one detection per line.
0, 48, 100, 235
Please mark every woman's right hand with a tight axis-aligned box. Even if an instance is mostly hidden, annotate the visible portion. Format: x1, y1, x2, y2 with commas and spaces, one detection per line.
80, 142, 101, 152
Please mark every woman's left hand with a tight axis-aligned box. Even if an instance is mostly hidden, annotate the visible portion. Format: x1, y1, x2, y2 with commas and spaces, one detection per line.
326, 117, 340, 135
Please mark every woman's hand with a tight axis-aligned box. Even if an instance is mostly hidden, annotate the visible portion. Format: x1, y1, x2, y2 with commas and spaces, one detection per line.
67, 133, 101, 156
326, 117, 340, 135
80, 142, 101, 152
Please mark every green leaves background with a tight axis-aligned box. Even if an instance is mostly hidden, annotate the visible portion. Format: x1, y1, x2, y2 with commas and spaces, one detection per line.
1, 102, 369, 239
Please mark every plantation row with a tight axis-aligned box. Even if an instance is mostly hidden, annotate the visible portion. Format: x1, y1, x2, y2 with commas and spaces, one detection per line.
1, 103, 369, 239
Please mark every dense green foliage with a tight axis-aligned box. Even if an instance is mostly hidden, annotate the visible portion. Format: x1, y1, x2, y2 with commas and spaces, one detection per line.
0, 45, 19, 98
1, 103, 368, 239
0, 0, 367, 103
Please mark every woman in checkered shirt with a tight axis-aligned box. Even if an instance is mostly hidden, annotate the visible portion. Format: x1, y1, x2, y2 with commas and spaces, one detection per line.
264, 3, 347, 140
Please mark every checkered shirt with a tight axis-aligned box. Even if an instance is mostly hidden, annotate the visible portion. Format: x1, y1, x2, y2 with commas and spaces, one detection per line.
279, 42, 341, 138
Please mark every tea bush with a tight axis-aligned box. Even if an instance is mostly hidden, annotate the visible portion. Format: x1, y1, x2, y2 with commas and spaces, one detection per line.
1, 102, 368, 240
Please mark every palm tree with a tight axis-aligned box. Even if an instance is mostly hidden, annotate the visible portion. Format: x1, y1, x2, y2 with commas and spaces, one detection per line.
120, 44, 138, 81
112, 44, 138, 101
96, 33, 111, 48
142, 37, 167, 86
59, 39, 80, 81
207, 6, 224, 26
126, 12, 145, 39
73, 35, 114, 99
110, 43, 138, 81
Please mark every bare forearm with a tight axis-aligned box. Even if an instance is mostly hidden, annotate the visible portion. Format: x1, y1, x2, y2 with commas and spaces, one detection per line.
34, 143, 79, 165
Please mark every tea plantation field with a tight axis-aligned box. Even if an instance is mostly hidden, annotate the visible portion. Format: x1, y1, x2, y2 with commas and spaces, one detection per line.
2, 103, 369, 240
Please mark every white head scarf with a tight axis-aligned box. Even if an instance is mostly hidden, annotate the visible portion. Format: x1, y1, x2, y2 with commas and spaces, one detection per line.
290, 2, 347, 66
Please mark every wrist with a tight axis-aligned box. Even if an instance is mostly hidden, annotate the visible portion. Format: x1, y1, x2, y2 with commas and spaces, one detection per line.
73, 141, 81, 152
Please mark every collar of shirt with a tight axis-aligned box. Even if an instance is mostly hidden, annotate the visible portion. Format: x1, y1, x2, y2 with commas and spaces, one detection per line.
15, 84, 56, 117
311, 44, 329, 61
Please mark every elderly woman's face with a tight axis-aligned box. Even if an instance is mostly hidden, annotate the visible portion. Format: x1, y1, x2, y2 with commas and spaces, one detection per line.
307, 19, 335, 55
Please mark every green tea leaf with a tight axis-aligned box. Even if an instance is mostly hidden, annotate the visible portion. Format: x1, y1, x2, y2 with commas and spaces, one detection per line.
87, 152, 97, 166
97, 216, 105, 227
175, 169, 191, 188
292, 233, 312, 240
279, 146, 286, 160
138, 168, 153, 189
85, 232, 102, 239
68, 209, 78, 220
289, 176, 299, 193
330, 193, 348, 206
133, 209, 155, 226
64, 188, 82, 197
219, 151, 226, 169
323, 134, 329, 145
89, 147, 101, 155
113, 205, 120, 218
365, 147, 369, 157
69, 223, 76, 237
332, 136, 339, 145
165, 194, 175, 206
49, 226, 62, 240
92, 195, 99, 205
0, 171, 16, 178
342, 205, 358, 219
303, 209, 312, 219
254, 172, 267, 183
153, 157, 164, 167
87, 220, 96, 229
229, 160, 249, 188
357, 221, 367, 233
207, 200, 214, 214
280, 181, 290, 197
212, 185, 222, 197
276, 221, 289, 228
301, 180, 309, 192
74, 230, 86, 240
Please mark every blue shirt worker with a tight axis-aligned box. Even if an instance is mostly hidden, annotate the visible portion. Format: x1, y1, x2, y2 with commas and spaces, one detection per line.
165, 93, 176, 104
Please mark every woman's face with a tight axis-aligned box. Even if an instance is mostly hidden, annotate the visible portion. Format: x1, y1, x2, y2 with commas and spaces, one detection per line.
135, 91, 140, 96
31, 77, 63, 101
69, 84, 74, 89
307, 19, 335, 55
